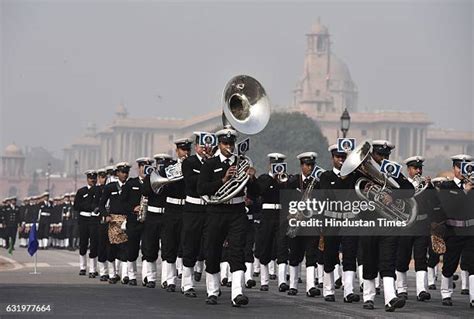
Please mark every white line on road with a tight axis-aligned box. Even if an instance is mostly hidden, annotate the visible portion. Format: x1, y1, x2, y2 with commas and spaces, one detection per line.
0, 255, 25, 271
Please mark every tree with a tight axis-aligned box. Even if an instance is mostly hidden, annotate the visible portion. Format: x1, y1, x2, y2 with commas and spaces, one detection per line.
217, 112, 331, 174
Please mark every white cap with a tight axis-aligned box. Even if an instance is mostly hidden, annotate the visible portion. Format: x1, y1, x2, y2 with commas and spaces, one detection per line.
153, 153, 172, 160
297, 152, 318, 163
267, 152, 287, 161
450, 154, 473, 162
404, 156, 425, 166
328, 144, 338, 152
84, 169, 97, 175
215, 128, 238, 139
115, 162, 131, 169
136, 157, 154, 164
372, 140, 395, 149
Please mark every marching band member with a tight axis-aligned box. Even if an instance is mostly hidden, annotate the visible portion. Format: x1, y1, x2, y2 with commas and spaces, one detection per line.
437, 154, 474, 307
286, 152, 321, 297
37, 192, 52, 250
141, 154, 172, 288
197, 128, 258, 307
181, 133, 214, 297
121, 157, 154, 286
395, 156, 436, 302
99, 162, 131, 284
256, 153, 288, 292
161, 138, 192, 292
74, 170, 99, 276
94, 168, 110, 281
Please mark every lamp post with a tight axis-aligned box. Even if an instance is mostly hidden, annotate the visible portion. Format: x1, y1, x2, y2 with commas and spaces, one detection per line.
340, 108, 351, 138
46, 162, 51, 192
74, 160, 79, 191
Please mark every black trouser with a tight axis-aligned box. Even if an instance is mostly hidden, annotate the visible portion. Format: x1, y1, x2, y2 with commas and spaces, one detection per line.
288, 235, 319, 267
427, 243, 440, 268
442, 235, 474, 277
323, 236, 341, 273
161, 211, 183, 263
4, 227, 17, 248
126, 221, 144, 262
37, 221, 50, 239
205, 211, 247, 274
341, 236, 359, 272
141, 213, 164, 262
396, 236, 429, 272
107, 242, 128, 262
78, 218, 98, 258
97, 223, 109, 263
258, 210, 280, 265
182, 211, 207, 268
277, 214, 289, 265
361, 236, 398, 279
244, 219, 255, 263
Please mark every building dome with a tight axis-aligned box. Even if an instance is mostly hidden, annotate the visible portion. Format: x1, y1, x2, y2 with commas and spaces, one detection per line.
329, 54, 353, 84
3, 143, 24, 158
116, 103, 128, 118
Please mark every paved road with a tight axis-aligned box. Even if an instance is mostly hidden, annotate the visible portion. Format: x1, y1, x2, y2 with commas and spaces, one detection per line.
0, 248, 472, 318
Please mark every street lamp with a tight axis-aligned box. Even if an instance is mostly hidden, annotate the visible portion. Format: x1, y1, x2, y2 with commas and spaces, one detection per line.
46, 162, 51, 192
340, 108, 351, 138
74, 160, 79, 191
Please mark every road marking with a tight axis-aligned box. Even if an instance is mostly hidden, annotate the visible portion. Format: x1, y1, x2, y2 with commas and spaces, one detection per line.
23, 262, 50, 268
68, 262, 80, 267
0, 255, 25, 271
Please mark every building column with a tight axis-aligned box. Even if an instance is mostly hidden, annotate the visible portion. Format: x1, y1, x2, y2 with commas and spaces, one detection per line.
408, 128, 414, 157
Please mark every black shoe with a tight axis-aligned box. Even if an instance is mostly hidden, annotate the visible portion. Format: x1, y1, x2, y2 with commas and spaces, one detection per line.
146, 281, 156, 288
279, 283, 289, 292
253, 272, 260, 277
453, 274, 459, 281
100, 275, 109, 282
470, 301, 474, 308
417, 291, 431, 301
194, 272, 202, 282
428, 284, 436, 290
325, 295, 336, 302
206, 295, 218, 305
461, 289, 469, 295
221, 278, 228, 286
108, 275, 120, 284
226, 281, 232, 287
287, 288, 298, 296
363, 300, 374, 310
166, 284, 176, 292
161, 281, 167, 289
260, 285, 269, 291
89, 272, 96, 279
129, 279, 137, 286
335, 277, 342, 289
317, 283, 323, 289
269, 274, 277, 280
79, 269, 86, 276
344, 293, 360, 303
376, 287, 381, 295
121, 276, 129, 285
397, 292, 408, 300
298, 277, 303, 284
184, 288, 197, 298
385, 297, 405, 312
178, 273, 182, 279
232, 294, 249, 307
442, 297, 453, 306
359, 285, 363, 293
306, 287, 321, 297
245, 279, 256, 288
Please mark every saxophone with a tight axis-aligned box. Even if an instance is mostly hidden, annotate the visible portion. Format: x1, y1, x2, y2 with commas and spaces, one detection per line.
137, 195, 148, 223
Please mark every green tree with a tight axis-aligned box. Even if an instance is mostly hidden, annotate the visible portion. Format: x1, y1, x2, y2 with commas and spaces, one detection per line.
216, 112, 331, 175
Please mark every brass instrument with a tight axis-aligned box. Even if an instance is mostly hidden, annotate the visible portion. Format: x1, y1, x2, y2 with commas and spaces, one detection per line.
412, 174, 430, 197
276, 172, 289, 183
340, 140, 418, 227
137, 195, 148, 223
202, 75, 270, 205
150, 158, 185, 194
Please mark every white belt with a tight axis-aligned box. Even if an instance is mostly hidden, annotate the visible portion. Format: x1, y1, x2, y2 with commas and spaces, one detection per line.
91, 212, 100, 217
186, 196, 207, 205
40, 212, 51, 216
80, 211, 92, 217
416, 214, 428, 221
324, 211, 355, 219
166, 197, 185, 205
446, 219, 474, 228
221, 196, 245, 205
262, 203, 281, 210
148, 206, 165, 214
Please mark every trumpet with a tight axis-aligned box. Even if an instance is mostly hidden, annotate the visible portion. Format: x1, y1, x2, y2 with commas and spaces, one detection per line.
276, 172, 289, 183
412, 174, 430, 197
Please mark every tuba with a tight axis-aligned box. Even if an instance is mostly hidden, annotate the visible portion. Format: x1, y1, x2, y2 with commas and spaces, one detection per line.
340, 140, 418, 227
202, 75, 270, 205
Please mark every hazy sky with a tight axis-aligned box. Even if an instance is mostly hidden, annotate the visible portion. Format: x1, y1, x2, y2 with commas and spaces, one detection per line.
1, 0, 472, 157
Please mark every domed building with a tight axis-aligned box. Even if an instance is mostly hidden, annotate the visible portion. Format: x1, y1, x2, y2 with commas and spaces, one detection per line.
293, 19, 358, 114
1, 143, 25, 178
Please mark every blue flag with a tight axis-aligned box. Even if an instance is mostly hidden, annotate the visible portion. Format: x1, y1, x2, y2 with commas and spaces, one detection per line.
28, 222, 39, 256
